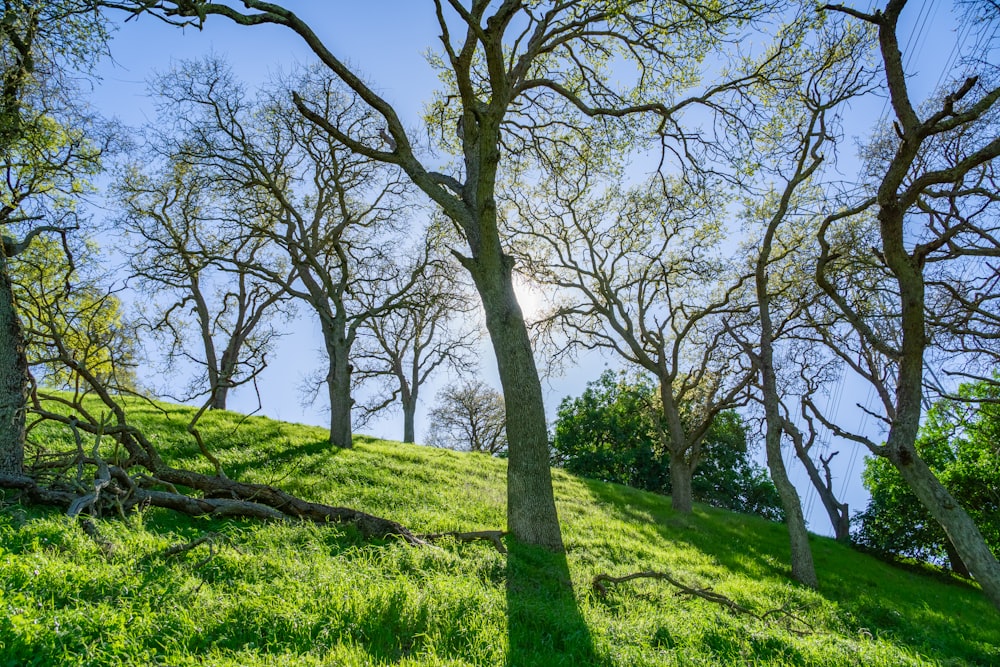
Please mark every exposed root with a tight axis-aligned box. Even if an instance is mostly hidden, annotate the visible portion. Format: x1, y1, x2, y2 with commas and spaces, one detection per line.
592, 570, 814, 635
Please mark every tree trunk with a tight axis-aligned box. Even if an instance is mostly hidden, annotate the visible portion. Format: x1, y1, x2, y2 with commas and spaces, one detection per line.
210, 346, 238, 411
669, 452, 694, 514
0, 254, 27, 475
765, 424, 817, 587
402, 395, 416, 444
210, 385, 229, 411
880, 204, 1000, 610
467, 251, 563, 551
889, 437, 1000, 607
756, 211, 817, 587
323, 333, 353, 449
792, 445, 850, 543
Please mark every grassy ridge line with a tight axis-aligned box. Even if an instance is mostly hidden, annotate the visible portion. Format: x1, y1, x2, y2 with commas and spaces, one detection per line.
0, 398, 995, 666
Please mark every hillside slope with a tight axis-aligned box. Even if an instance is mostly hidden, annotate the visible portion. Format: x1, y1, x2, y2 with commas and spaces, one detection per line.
0, 401, 997, 666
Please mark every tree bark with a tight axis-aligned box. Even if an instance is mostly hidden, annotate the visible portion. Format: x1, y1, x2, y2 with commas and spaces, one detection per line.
669, 453, 694, 514
0, 254, 28, 475
467, 250, 563, 551
889, 433, 1000, 606
320, 314, 353, 449
756, 185, 817, 588
402, 393, 416, 444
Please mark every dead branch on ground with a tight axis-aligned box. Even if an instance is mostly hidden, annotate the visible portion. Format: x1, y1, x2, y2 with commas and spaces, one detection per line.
592, 570, 815, 635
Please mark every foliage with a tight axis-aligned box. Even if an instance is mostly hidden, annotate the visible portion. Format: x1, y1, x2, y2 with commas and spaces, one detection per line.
10, 234, 136, 391
427, 379, 507, 455
854, 379, 1000, 572
552, 370, 783, 521
0, 395, 996, 666
0, 0, 107, 234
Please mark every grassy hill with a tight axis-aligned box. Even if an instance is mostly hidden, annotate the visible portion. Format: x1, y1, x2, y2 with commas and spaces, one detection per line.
1, 400, 997, 666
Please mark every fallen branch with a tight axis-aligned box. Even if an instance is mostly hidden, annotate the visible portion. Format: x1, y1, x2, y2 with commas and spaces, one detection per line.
0, 465, 427, 546
67, 452, 112, 518
420, 530, 508, 554
11, 383, 429, 548
592, 570, 814, 635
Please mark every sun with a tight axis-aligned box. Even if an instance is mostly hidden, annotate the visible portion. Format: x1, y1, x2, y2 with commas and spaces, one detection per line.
512, 275, 547, 321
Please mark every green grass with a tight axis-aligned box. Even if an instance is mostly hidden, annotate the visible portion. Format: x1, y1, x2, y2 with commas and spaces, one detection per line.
1, 398, 997, 666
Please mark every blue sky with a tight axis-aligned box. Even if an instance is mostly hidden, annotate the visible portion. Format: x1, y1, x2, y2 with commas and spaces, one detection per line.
88, 1, 972, 535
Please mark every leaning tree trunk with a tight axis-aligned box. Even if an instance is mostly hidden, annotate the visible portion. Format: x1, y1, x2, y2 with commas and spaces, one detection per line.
756, 232, 817, 587
890, 434, 1000, 604
883, 212, 1000, 611
0, 253, 28, 476
467, 246, 563, 552
792, 444, 850, 543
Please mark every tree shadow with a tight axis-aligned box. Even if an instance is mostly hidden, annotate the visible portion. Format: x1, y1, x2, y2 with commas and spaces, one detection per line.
578, 477, 1000, 665
506, 538, 598, 666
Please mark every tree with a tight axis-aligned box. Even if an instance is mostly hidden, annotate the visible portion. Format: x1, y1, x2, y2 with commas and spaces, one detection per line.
813, 0, 1000, 610
724, 16, 875, 584
523, 173, 755, 514
552, 370, 784, 521
115, 0, 789, 549
0, 0, 108, 476
353, 253, 480, 443
146, 59, 417, 448
855, 379, 1000, 577
427, 379, 507, 456
114, 155, 292, 410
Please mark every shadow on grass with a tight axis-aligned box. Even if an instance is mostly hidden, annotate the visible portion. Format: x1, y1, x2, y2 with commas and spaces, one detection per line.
580, 476, 1000, 665
506, 538, 597, 667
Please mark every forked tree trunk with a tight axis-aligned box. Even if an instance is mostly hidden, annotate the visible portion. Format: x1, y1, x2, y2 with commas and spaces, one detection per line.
791, 443, 850, 543
467, 249, 563, 551
0, 254, 28, 475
